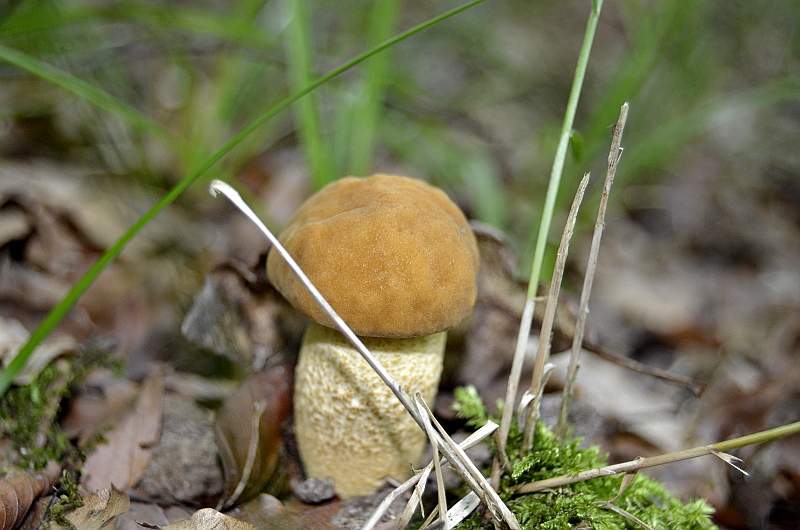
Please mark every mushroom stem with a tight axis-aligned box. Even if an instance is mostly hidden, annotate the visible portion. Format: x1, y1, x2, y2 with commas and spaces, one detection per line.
294, 322, 446, 498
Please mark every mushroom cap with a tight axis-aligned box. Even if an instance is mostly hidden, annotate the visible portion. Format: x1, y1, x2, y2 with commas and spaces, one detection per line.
267, 174, 479, 338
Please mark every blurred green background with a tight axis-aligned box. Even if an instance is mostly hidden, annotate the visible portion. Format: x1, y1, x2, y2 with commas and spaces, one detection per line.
1, 0, 798, 272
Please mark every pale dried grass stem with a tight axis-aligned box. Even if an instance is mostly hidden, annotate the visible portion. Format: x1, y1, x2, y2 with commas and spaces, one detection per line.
556, 102, 628, 438
521, 171, 591, 451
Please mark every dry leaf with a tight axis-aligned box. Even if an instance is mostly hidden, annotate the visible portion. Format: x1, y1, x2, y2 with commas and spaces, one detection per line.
60, 369, 140, 446
81, 373, 164, 492
52, 486, 130, 530
214, 360, 292, 509
0, 461, 61, 530
160, 508, 257, 530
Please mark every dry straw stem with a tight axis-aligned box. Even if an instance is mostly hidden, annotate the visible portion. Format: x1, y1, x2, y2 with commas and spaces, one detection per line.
515, 420, 800, 494
209, 181, 519, 530
413, 395, 519, 530
415, 395, 449, 530
521, 171, 592, 451
360, 421, 498, 530
556, 102, 629, 438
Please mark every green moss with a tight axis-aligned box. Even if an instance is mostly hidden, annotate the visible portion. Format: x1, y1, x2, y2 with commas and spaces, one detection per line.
453, 386, 717, 530
0, 343, 122, 471
48, 469, 85, 529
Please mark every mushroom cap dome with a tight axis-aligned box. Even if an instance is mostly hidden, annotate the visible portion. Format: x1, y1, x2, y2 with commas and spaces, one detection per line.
267, 174, 479, 338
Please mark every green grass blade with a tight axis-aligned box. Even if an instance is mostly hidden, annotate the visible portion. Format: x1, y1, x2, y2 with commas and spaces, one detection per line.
0, 0, 489, 397
0, 43, 178, 150
525, 0, 603, 298
285, 0, 332, 189
346, 0, 402, 176
2, 2, 277, 50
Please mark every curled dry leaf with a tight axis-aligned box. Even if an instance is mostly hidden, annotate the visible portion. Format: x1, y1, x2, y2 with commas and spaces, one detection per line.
214, 359, 293, 509
0, 461, 61, 530
51, 486, 130, 530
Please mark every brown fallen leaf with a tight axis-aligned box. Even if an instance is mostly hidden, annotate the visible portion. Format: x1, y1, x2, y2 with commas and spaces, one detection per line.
215, 359, 293, 509
159, 508, 257, 530
81, 372, 164, 492
51, 486, 130, 530
0, 461, 61, 530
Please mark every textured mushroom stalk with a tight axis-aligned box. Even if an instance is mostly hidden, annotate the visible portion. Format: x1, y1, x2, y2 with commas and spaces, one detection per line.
294, 322, 446, 498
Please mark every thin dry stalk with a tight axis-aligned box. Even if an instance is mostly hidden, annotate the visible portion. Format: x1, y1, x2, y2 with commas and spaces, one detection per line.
362, 422, 498, 530
515, 420, 800, 494
556, 102, 628, 438
491, 297, 537, 488
415, 396, 519, 530
210, 181, 519, 530
521, 172, 591, 451
415, 395, 448, 530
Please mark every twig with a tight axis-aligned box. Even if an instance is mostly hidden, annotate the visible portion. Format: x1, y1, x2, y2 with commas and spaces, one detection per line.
515, 420, 800, 494
556, 102, 628, 438
521, 172, 591, 451
583, 342, 706, 397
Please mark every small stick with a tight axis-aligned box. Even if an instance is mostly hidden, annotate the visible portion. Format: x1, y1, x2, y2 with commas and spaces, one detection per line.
515, 420, 800, 494
521, 172, 591, 451
556, 102, 628, 438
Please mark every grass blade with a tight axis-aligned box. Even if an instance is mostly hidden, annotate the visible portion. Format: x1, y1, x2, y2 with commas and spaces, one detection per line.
0, 43, 178, 150
346, 0, 402, 176
285, 0, 331, 189
492, 0, 604, 484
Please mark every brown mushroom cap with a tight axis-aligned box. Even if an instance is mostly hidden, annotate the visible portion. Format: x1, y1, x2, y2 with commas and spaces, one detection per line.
267, 174, 479, 338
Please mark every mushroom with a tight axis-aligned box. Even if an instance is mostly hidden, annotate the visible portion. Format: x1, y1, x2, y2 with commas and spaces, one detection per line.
267, 174, 479, 498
